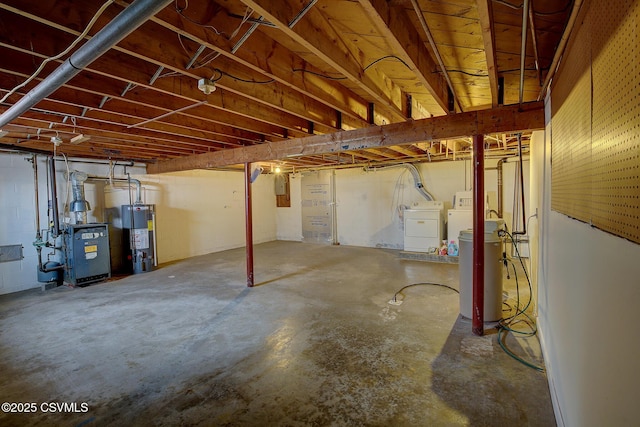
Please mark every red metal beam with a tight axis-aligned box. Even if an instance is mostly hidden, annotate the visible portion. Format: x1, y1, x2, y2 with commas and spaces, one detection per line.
245, 162, 254, 287
472, 134, 485, 335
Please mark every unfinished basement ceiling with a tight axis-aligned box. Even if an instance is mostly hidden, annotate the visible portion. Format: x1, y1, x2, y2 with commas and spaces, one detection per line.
0, 0, 571, 171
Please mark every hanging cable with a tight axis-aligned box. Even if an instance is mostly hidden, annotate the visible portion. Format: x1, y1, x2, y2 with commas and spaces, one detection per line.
363, 55, 412, 72
495, 229, 543, 371
174, 0, 224, 35
0, 0, 115, 105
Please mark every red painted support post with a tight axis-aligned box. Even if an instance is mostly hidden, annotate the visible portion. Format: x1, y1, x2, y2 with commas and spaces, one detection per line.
245, 162, 254, 287
472, 134, 485, 335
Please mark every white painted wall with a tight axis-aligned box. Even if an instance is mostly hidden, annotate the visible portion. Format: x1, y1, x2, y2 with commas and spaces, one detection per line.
533, 109, 640, 425
275, 160, 527, 249
328, 160, 519, 249
134, 169, 276, 263
0, 155, 277, 295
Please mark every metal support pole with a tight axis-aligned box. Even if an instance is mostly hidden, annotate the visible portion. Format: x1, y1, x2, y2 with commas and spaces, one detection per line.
472, 134, 485, 335
244, 162, 254, 287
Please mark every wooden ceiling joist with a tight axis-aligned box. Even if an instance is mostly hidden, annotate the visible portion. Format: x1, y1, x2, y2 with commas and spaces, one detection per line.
358, 0, 449, 116
477, 0, 500, 107
239, 0, 407, 122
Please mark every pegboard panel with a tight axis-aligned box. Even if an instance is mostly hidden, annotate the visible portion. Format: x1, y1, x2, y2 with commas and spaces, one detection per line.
550, 6, 593, 224
591, 0, 640, 242
551, 0, 640, 244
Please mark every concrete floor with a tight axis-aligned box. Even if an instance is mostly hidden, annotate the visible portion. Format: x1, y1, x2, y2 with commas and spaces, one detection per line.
0, 241, 555, 426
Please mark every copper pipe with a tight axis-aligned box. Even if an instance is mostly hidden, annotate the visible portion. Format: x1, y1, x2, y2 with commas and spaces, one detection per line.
472, 134, 485, 336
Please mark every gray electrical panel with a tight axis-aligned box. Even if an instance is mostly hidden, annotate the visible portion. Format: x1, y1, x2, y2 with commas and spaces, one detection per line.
64, 224, 111, 286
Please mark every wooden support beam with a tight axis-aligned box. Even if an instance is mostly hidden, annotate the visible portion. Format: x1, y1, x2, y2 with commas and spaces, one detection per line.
147, 101, 544, 174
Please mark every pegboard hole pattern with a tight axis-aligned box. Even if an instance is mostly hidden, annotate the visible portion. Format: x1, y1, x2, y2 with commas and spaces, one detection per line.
551, 0, 640, 244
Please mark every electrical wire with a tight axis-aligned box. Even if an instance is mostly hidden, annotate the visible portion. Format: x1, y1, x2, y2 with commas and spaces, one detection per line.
293, 55, 413, 81
228, 7, 254, 41
363, 55, 412, 72
215, 68, 274, 84
391, 282, 459, 303
495, 229, 544, 371
174, 0, 223, 35
292, 68, 347, 80
0, 0, 115, 105
493, 0, 573, 16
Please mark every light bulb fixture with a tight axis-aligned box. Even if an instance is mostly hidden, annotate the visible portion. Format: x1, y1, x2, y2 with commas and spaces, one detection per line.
197, 78, 216, 95
275, 166, 282, 173
70, 134, 91, 144
50, 135, 62, 146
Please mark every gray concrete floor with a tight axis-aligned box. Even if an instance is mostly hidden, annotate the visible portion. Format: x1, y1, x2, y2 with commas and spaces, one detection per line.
0, 241, 555, 426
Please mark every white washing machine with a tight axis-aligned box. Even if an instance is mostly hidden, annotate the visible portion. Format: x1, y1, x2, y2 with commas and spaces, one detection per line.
447, 209, 473, 247
404, 201, 444, 252
447, 191, 490, 247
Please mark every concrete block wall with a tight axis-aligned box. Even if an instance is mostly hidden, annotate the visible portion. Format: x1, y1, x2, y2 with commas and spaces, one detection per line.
0, 153, 39, 294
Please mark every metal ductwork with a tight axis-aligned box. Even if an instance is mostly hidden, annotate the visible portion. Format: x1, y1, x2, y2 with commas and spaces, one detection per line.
70, 171, 91, 224
365, 163, 435, 201
0, 0, 173, 128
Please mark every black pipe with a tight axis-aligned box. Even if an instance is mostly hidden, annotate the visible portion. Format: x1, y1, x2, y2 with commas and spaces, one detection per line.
497, 158, 506, 218
47, 157, 60, 237
512, 134, 527, 235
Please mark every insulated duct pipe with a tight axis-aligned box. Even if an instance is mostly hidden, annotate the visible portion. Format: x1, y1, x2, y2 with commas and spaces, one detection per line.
365, 163, 434, 201
0, 0, 173, 127
70, 171, 90, 224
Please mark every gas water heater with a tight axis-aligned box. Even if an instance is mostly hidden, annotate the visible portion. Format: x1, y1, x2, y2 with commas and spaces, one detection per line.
122, 204, 155, 274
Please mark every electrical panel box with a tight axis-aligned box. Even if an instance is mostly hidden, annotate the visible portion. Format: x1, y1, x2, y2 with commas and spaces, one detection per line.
64, 224, 111, 286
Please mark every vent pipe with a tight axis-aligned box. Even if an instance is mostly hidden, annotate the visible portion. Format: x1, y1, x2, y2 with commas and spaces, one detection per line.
365, 163, 434, 201
0, 0, 173, 127
70, 171, 91, 224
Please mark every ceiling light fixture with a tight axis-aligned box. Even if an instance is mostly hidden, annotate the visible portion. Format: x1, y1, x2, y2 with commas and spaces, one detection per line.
50, 135, 62, 146
197, 78, 216, 94
70, 134, 91, 144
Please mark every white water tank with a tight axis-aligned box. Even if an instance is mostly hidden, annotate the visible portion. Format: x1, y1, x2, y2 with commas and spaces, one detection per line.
458, 219, 504, 321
